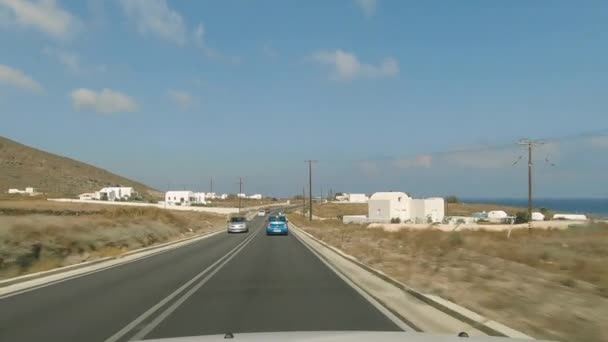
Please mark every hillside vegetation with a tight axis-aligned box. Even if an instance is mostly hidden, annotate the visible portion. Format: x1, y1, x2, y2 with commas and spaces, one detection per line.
0, 136, 160, 199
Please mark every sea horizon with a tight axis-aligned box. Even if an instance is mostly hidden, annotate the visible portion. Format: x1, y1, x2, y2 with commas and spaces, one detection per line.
461, 197, 608, 217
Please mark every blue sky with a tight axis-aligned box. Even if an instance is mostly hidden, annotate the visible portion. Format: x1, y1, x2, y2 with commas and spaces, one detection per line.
1, 0, 607, 198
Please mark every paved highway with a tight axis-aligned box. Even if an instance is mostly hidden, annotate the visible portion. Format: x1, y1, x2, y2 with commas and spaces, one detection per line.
0, 215, 403, 341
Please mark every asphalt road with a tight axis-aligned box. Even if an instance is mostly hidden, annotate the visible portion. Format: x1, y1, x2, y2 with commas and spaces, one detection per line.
0, 215, 402, 342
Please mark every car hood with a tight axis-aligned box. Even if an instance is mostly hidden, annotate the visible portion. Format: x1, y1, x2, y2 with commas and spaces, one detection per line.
142, 331, 548, 342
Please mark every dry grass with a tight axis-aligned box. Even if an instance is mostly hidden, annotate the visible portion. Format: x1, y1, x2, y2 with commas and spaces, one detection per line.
447, 202, 526, 216
311, 202, 368, 218
0, 205, 226, 279
291, 213, 608, 342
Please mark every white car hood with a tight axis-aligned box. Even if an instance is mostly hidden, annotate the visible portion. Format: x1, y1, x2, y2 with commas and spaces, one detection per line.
142, 331, 549, 342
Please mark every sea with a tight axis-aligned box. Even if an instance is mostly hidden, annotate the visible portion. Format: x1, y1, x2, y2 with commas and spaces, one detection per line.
462, 198, 608, 218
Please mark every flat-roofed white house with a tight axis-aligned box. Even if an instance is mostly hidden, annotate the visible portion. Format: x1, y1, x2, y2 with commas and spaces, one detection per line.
96, 187, 134, 201
553, 213, 587, 221
348, 193, 369, 203
165, 191, 195, 206
248, 194, 262, 200
193, 192, 207, 204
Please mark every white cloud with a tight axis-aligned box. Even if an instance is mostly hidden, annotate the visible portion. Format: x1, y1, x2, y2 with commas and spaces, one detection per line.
119, 0, 187, 45
44, 47, 106, 75
262, 43, 279, 59
355, 0, 377, 17
311, 50, 398, 81
587, 136, 608, 148
394, 155, 432, 169
192, 22, 204, 47
70, 88, 139, 114
0, 64, 42, 92
357, 161, 379, 176
0, 0, 78, 39
168, 90, 193, 110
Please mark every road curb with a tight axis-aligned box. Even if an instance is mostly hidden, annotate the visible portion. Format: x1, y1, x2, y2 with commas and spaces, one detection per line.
0, 228, 224, 289
290, 222, 534, 340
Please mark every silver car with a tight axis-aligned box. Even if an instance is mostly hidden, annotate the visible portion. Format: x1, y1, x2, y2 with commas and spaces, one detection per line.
227, 216, 248, 233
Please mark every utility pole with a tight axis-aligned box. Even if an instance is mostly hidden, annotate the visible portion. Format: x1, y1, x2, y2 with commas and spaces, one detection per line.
238, 177, 243, 214
305, 160, 317, 221
518, 139, 544, 232
210, 177, 213, 193
302, 187, 306, 217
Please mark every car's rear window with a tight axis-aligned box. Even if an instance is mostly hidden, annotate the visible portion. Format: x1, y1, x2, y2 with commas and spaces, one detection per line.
230, 217, 246, 222
268, 216, 286, 222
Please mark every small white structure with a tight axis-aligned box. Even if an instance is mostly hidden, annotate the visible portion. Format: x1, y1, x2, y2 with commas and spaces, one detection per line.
7, 187, 38, 196
165, 191, 195, 206
445, 216, 477, 225
368, 192, 411, 223
342, 215, 368, 224
96, 187, 134, 201
335, 194, 349, 202
237, 193, 247, 198
423, 197, 445, 223
248, 194, 262, 200
219, 193, 228, 200
205, 192, 217, 200
193, 192, 207, 205
531, 212, 545, 221
486, 210, 508, 222
553, 213, 587, 221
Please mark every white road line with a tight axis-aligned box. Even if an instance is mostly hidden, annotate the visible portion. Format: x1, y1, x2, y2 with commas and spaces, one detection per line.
130, 230, 259, 341
292, 231, 414, 332
0, 229, 224, 300
104, 231, 258, 342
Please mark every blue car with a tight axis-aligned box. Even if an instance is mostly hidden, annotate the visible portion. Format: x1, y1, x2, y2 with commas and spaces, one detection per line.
266, 215, 289, 235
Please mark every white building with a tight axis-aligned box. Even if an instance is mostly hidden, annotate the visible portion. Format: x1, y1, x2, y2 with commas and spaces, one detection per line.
368, 192, 445, 223
368, 192, 411, 223
219, 193, 229, 200
487, 210, 508, 222
237, 193, 247, 198
248, 194, 262, 200
96, 187, 134, 201
531, 212, 545, 221
193, 192, 207, 205
8, 187, 38, 196
165, 191, 195, 206
205, 192, 217, 200
553, 213, 587, 221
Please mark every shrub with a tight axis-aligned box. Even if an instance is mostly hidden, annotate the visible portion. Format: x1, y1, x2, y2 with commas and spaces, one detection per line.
390, 217, 401, 224
515, 211, 530, 224
445, 195, 460, 203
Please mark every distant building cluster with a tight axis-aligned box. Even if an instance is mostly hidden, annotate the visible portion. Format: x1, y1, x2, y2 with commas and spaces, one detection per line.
79, 187, 136, 201
335, 193, 369, 203
342, 191, 445, 224
7, 187, 40, 196
162, 191, 263, 207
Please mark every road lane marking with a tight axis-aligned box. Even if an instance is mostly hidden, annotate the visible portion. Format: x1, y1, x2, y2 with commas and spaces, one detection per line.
292, 230, 415, 332
104, 231, 258, 342
129, 230, 259, 341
